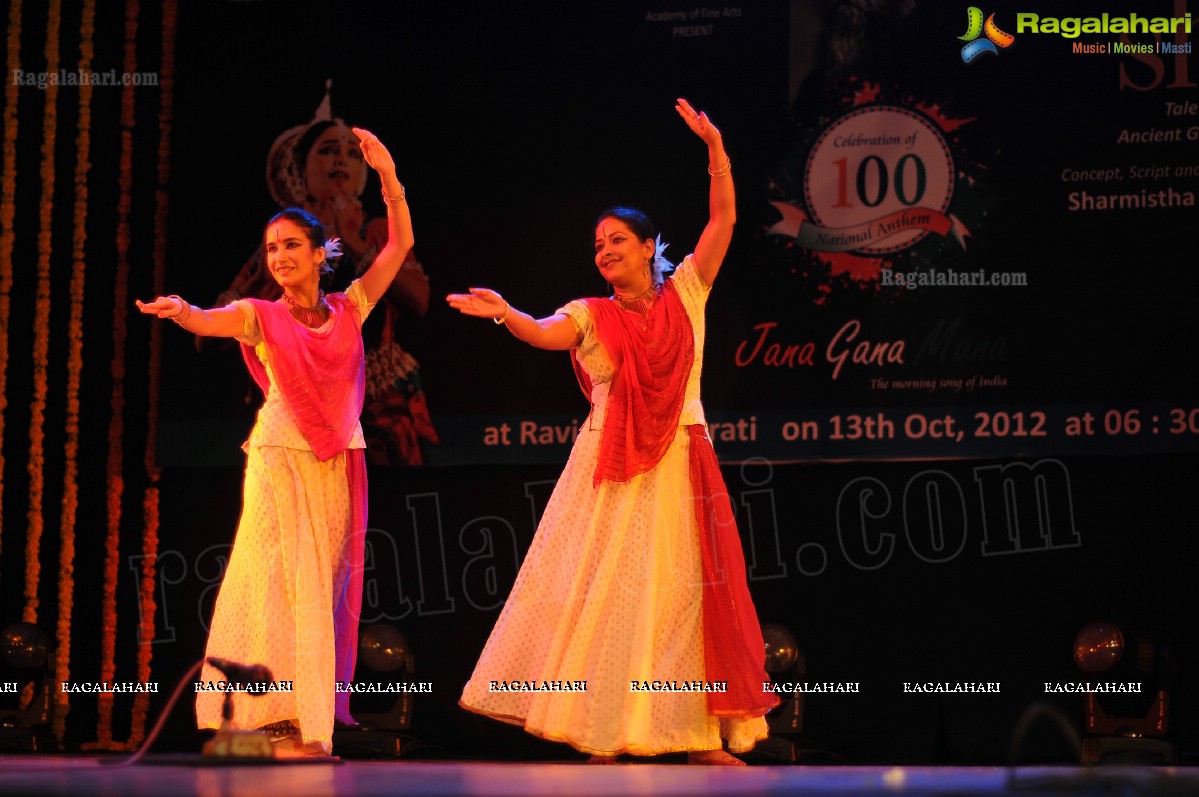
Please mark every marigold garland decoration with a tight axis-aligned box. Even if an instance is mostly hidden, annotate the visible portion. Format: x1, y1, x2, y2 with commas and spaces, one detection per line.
129, 0, 176, 747
94, 0, 141, 749
25, 0, 64, 627
0, 0, 24, 565
0, 0, 22, 559
54, 0, 95, 746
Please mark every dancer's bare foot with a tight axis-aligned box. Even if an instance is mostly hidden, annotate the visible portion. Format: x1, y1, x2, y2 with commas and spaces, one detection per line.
688, 750, 745, 766
587, 753, 621, 765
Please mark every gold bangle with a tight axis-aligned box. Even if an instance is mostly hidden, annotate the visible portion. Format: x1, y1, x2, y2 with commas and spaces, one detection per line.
167, 295, 191, 324
707, 157, 731, 178
493, 302, 509, 325
382, 184, 406, 205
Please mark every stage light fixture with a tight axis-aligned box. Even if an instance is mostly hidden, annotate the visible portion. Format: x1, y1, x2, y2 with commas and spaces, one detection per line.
740, 622, 808, 764
1072, 621, 1175, 764
763, 623, 804, 735
0, 622, 54, 752
332, 624, 417, 758
1074, 622, 1124, 674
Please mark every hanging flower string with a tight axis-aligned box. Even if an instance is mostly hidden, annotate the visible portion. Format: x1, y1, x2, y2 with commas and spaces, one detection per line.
54, 0, 95, 746
129, 0, 175, 747
26, 0, 64, 628
0, 0, 23, 558
93, 0, 139, 750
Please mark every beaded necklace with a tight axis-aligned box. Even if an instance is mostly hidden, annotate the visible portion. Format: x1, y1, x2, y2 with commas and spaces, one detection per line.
612, 282, 660, 332
282, 291, 330, 328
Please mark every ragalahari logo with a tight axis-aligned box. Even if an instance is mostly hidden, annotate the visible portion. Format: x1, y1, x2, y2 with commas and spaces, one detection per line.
959, 7, 1015, 63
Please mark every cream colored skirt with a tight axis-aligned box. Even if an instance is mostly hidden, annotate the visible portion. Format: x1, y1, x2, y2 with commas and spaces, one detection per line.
196, 446, 354, 755
460, 424, 767, 755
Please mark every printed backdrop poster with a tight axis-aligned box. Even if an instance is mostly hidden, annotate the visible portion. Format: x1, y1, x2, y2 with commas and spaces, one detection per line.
729, 0, 1198, 462
156, 0, 1198, 468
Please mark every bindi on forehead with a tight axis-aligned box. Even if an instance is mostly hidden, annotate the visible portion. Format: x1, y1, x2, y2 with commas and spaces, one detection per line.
597, 222, 622, 241
267, 223, 303, 245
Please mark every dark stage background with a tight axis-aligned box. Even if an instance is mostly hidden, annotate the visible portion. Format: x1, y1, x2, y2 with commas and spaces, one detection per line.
1, 0, 1197, 763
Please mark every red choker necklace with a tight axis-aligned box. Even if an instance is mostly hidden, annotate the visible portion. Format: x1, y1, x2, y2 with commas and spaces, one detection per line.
282, 291, 329, 328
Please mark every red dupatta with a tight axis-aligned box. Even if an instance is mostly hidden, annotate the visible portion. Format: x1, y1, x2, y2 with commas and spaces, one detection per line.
240, 294, 365, 462
689, 425, 779, 718
570, 281, 694, 486
570, 280, 778, 719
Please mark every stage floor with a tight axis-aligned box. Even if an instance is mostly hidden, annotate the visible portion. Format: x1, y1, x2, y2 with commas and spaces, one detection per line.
1, 757, 1197, 797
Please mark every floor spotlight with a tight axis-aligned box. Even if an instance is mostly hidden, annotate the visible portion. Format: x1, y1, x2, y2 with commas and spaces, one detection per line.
741, 623, 807, 763
0, 622, 54, 752
1072, 621, 1175, 764
333, 624, 417, 758
763, 623, 804, 735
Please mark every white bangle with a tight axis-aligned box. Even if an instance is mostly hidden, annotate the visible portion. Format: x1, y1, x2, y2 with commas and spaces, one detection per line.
382, 185, 406, 205
707, 157, 731, 178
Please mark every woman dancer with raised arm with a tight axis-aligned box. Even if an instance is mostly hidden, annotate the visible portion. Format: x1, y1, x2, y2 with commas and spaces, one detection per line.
138, 128, 413, 758
450, 99, 777, 764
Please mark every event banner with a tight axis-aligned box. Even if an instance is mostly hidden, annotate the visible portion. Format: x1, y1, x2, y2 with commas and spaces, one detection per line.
162, 1, 1197, 467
